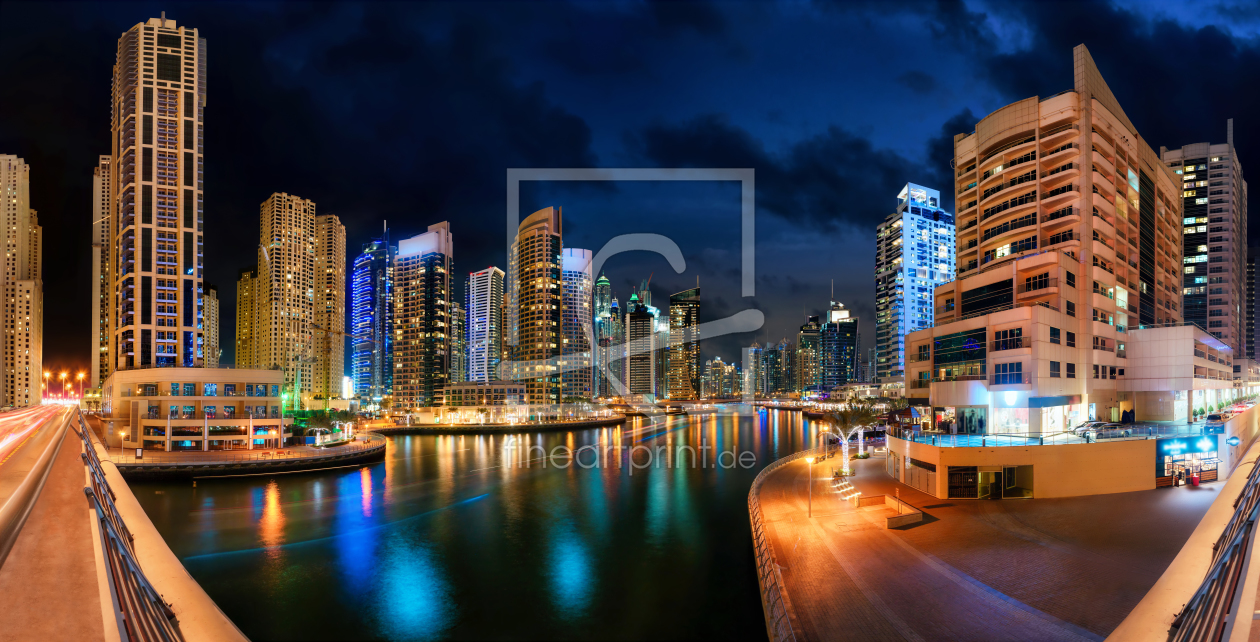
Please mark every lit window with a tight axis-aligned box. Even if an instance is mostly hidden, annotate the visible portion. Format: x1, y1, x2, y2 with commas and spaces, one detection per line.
1183, 173, 1196, 180
1196, 198, 1209, 204
1184, 190, 1196, 197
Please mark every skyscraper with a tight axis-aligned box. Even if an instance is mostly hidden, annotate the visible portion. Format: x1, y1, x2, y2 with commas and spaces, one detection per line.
0, 155, 41, 406
234, 267, 256, 368
796, 315, 821, 392
203, 285, 218, 367
91, 155, 111, 388
393, 222, 453, 409
1161, 120, 1249, 353
351, 234, 392, 399
465, 266, 504, 383
506, 207, 562, 404
561, 248, 593, 400
450, 301, 467, 384
598, 296, 625, 398
313, 213, 346, 404
256, 193, 316, 398
875, 183, 956, 387
625, 294, 655, 396
1250, 247, 1257, 361
820, 301, 859, 388
110, 15, 206, 371
668, 287, 700, 400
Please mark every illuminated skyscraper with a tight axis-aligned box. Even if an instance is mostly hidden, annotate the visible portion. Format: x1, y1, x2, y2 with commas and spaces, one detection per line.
351, 234, 392, 398
203, 284, 218, 368
668, 287, 700, 400
820, 301, 859, 388
505, 207, 562, 404
255, 193, 316, 400
625, 294, 655, 396
393, 222, 453, 408
561, 248, 593, 400
109, 15, 206, 370
234, 267, 257, 367
91, 155, 111, 388
0, 155, 41, 406
796, 315, 821, 392
313, 213, 346, 404
465, 266, 504, 383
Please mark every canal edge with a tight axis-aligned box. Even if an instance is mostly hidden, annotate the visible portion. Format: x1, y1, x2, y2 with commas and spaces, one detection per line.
749, 446, 817, 642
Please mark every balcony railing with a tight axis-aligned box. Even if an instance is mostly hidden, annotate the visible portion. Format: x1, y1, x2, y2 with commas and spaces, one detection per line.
1017, 278, 1057, 294
992, 372, 1024, 385
908, 379, 930, 389
931, 374, 987, 383
991, 337, 1026, 351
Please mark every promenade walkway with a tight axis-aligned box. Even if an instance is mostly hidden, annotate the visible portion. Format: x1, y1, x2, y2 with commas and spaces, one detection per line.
0, 407, 106, 642
759, 452, 1216, 641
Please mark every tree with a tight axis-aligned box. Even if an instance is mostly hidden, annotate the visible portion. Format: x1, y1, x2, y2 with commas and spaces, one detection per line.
822, 395, 877, 474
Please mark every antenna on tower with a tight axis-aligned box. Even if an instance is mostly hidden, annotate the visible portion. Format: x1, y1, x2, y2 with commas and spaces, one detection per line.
831, 279, 834, 300
161, 11, 167, 27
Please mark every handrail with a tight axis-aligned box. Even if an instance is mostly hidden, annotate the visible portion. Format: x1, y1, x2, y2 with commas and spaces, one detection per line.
75, 411, 184, 642
749, 446, 820, 642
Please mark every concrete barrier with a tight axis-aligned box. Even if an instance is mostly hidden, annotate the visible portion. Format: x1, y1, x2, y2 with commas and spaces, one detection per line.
883, 496, 923, 528
372, 415, 626, 435
855, 494, 884, 508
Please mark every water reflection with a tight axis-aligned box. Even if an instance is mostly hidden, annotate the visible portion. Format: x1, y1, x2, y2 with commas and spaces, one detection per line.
133, 409, 822, 640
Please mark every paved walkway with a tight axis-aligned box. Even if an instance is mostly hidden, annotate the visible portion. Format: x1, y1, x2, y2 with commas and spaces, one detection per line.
0, 408, 107, 642
759, 453, 1217, 641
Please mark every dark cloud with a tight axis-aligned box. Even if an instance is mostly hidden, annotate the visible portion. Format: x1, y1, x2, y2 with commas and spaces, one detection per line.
895, 70, 937, 95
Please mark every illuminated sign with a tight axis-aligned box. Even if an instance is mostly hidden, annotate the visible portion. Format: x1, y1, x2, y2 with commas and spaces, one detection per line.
1228, 436, 1242, 447
1155, 435, 1218, 476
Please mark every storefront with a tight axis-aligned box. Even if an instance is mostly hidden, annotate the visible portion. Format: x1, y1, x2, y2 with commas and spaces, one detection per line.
946, 464, 1035, 499
1156, 435, 1219, 488
934, 406, 987, 434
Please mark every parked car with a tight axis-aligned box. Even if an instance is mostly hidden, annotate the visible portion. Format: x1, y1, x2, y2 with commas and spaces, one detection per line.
1206, 414, 1225, 426
1072, 421, 1108, 436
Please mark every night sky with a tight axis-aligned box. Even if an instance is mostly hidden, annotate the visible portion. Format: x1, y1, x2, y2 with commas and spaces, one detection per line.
2, 0, 1259, 376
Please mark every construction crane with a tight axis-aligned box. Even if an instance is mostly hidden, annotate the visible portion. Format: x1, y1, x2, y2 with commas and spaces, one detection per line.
310, 323, 381, 411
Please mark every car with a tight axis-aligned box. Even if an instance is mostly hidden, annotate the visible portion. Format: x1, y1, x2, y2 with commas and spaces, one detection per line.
1072, 421, 1108, 436
1205, 414, 1225, 426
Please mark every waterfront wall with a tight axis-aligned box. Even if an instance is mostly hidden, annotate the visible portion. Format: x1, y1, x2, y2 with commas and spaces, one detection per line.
748, 447, 818, 642
88, 425, 249, 642
371, 415, 626, 435
113, 440, 386, 480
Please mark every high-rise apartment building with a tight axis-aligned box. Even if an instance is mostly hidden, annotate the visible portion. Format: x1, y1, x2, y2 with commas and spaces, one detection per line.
668, 287, 700, 400
906, 45, 1209, 432
465, 266, 504, 384
820, 301, 859, 388
0, 155, 41, 407
351, 235, 392, 399
1249, 247, 1257, 360
796, 315, 821, 392
450, 301, 467, 384
234, 268, 256, 368
1161, 120, 1249, 353
91, 155, 111, 388
255, 193, 316, 399
203, 285, 218, 367
744, 342, 764, 397
393, 222, 453, 409
109, 16, 206, 371
875, 183, 956, 387
598, 296, 625, 398
506, 207, 562, 404
313, 213, 346, 404
561, 248, 593, 400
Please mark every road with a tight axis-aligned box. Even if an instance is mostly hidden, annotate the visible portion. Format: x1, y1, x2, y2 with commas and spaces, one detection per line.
0, 405, 70, 508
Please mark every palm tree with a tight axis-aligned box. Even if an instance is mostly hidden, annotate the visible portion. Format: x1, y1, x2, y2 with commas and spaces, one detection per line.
822, 395, 877, 474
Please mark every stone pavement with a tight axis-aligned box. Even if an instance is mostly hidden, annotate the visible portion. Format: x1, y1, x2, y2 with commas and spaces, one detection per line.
758, 452, 1218, 641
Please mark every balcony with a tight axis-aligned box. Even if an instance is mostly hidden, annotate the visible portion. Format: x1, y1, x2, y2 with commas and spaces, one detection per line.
1017, 278, 1058, 296
991, 337, 1026, 352
908, 379, 930, 389
992, 372, 1024, 385
932, 374, 987, 383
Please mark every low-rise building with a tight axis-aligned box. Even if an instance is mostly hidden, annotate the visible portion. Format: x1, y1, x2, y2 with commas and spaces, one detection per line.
102, 367, 293, 451
441, 380, 527, 407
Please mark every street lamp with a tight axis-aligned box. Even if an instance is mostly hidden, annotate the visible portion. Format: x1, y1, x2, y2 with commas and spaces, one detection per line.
59, 372, 68, 398
77, 372, 86, 402
805, 456, 815, 518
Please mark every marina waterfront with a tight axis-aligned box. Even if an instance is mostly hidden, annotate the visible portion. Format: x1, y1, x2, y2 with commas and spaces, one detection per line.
131, 409, 825, 640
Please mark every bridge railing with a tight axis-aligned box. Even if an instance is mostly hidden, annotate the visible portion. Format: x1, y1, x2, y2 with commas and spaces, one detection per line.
748, 446, 820, 642
73, 412, 184, 642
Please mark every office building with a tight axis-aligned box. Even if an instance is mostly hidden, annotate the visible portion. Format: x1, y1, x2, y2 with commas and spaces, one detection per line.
1161, 121, 1249, 354
505, 207, 562, 404
351, 234, 392, 399
465, 266, 504, 384
820, 301, 859, 388
109, 16, 206, 371
203, 285, 218, 367
626, 294, 656, 396
393, 222, 453, 409
0, 155, 41, 406
906, 44, 1210, 433
312, 213, 346, 404
234, 268, 257, 368
668, 287, 700, 400
875, 183, 956, 387
91, 155, 111, 388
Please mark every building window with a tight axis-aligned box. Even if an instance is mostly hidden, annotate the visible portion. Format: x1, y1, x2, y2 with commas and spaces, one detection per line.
993, 362, 1022, 385
1050, 361, 1061, 378
1065, 300, 1076, 317
1067, 363, 1076, 378
1065, 271, 1076, 288
1066, 331, 1076, 348
1050, 327, 1061, 344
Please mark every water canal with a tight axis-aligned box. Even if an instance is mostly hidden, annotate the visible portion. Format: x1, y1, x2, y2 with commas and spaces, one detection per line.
131, 409, 824, 640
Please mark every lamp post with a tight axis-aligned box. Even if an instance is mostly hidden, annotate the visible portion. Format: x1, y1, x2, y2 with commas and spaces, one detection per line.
805, 456, 815, 518
77, 372, 86, 404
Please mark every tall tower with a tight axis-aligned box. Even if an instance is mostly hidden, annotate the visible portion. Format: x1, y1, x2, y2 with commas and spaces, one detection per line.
668, 287, 700, 400
91, 155, 111, 388
203, 285, 219, 367
796, 315, 821, 392
506, 207, 562, 404
110, 16, 206, 371
450, 302, 467, 384
257, 193, 316, 399
0, 155, 42, 406
393, 222, 453, 409
625, 295, 655, 396
313, 213, 346, 405
820, 301, 859, 388
1161, 120, 1249, 354
561, 248, 593, 400
593, 273, 613, 396
351, 234, 393, 398
234, 267, 256, 367
465, 266, 504, 383
875, 183, 955, 387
